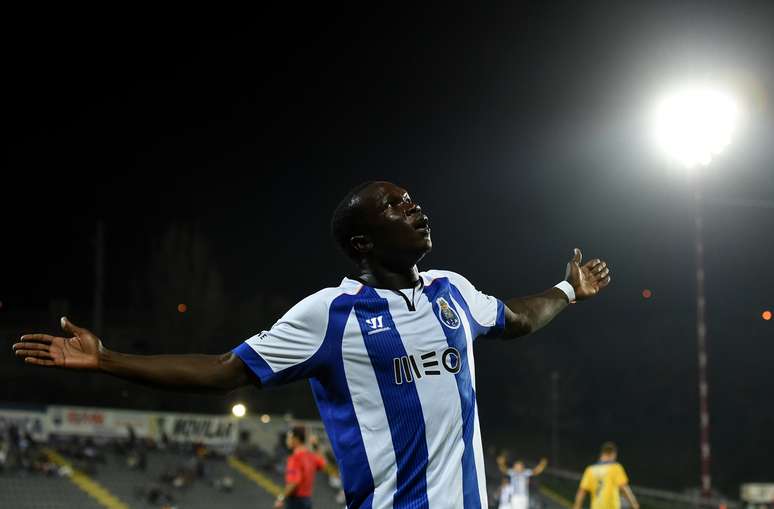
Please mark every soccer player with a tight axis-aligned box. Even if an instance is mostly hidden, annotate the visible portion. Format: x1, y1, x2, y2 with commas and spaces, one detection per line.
276, 425, 326, 509
496, 455, 547, 509
13, 181, 611, 509
573, 442, 639, 509
497, 477, 514, 509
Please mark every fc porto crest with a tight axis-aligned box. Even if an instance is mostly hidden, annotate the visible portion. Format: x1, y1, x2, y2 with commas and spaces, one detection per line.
436, 297, 461, 329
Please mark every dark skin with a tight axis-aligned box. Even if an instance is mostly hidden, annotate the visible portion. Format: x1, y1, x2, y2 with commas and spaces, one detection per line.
12, 181, 610, 389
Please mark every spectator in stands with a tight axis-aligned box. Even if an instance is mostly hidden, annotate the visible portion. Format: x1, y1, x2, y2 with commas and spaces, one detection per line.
212, 475, 235, 492
127, 425, 137, 448
159, 430, 170, 451
187, 444, 207, 479
496, 454, 547, 509
0, 439, 7, 473
137, 482, 177, 508
573, 442, 639, 509
275, 425, 326, 509
7, 424, 22, 469
126, 444, 147, 471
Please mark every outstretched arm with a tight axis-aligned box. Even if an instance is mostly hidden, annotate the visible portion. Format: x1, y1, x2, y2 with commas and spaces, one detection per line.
13, 317, 254, 392
532, 457, 548, 476
502, 248, 610, 339
496, 454, 509, 475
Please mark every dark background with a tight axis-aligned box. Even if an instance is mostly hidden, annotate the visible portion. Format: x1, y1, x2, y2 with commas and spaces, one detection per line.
3, 2, 773, 495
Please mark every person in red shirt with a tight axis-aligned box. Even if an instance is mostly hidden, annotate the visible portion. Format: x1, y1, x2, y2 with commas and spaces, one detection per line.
275, 425, 326, 509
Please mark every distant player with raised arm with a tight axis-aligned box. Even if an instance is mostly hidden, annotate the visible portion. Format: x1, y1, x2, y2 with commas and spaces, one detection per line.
497, 455, 547, 509
13, 181, 611, 509
573, 443, 639, 509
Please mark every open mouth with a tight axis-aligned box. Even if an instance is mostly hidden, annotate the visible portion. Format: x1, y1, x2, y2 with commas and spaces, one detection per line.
414, 216, 431, 233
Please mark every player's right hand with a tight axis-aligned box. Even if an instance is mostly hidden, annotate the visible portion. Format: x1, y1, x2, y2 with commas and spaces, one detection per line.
13, 317, 103, 370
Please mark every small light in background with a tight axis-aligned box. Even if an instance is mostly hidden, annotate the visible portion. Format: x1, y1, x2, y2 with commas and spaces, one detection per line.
232, 403, 247, 418
763, 310, 772, 321
177, 303, 187, 313
260, 414, 271, 424
642, 289, 653, 299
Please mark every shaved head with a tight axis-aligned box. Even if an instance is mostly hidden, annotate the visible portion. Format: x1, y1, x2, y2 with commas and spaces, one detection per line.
330, 181, 377, 259
330, 181, 432, 268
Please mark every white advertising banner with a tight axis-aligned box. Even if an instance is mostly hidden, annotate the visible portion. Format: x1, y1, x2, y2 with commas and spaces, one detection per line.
47, 406, 152, 438
741, 484, 774, 503
43, 406, 240, 446
0, 409, 48, 441
151, 412, 238, 446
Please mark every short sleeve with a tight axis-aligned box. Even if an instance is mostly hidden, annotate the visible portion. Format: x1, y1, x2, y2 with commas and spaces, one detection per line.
580, 467, 594, 492
232, 290, 331, 387
614, 464, 629, 486
525, 469, 534, 477
427, 270, 506, 338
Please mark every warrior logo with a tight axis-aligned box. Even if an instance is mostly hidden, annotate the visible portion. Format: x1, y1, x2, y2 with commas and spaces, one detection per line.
365, 315, 391, 335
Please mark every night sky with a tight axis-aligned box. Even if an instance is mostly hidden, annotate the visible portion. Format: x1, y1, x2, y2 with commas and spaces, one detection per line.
3, 2, 774, 494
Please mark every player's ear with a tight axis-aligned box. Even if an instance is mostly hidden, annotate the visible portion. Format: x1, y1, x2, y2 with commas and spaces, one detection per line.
350, 234, 373, 255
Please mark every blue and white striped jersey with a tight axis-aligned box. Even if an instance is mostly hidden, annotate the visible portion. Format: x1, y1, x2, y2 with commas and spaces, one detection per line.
508, 469, 533, 497
498, 483, 514, 508
233, 270, 506, 509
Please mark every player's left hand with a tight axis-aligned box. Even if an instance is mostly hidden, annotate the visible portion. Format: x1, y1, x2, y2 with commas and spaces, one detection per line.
565, 248, 611, 300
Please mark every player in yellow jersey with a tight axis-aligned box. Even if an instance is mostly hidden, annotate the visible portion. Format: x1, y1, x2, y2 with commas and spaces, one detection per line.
573, 442, 639, 509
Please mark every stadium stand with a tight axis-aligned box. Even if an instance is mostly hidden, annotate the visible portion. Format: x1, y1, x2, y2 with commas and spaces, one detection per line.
0, 404, 590, 509
0, 443, 344, 509
0, 474, 105, 509
0, 406, 346, 509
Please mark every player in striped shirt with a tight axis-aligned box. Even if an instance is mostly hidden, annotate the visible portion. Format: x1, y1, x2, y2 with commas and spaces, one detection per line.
14, 181, 611, 509
497, 477, 515, 509
497, 456, 547, 509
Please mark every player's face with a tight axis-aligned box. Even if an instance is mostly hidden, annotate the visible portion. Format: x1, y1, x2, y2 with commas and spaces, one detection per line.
514, 461, 524, 472
358, 182, 432, 267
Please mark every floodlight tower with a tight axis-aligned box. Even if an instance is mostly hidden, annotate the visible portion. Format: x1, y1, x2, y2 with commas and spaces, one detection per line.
652, 84, 739, 498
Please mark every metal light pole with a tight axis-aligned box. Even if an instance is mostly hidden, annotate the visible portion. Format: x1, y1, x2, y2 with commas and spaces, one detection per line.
550, 371, 559, 467
652, 83, 739, 496
692, 194, 774, 498
693, 187, 711, 497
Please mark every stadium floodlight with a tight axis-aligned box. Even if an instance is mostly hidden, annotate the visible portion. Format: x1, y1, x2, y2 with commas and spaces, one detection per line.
652, 84, 739, 169
649, 80, 749, 496
232, 403, 247, 418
